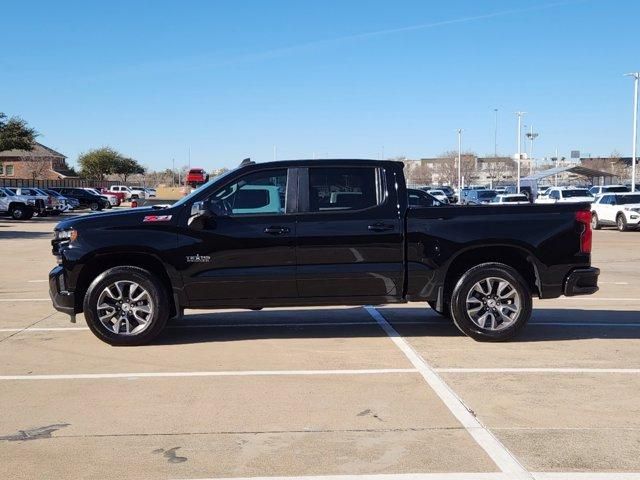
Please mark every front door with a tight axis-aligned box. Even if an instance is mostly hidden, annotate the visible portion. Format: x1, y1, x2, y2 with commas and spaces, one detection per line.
295, 165, 404, 299
181, 168, 297, 305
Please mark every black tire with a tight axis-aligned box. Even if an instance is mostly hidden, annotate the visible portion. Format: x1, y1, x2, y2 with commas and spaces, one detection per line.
83, 266, 169, 346
11, 205, 31, 220
591, 212, 601, 230
617, 214, 628, 232
450, 262, 532, 342
427, 300, 450, 318
105, 203, 112, 209
89, 202, 100, 211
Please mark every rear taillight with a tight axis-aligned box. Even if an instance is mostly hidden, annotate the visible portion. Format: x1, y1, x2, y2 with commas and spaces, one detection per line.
575, 210, 592, 254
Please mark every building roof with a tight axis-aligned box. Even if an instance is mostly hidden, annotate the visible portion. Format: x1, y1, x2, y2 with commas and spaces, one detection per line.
0, 142, 66, 159
521, 165, 617, 181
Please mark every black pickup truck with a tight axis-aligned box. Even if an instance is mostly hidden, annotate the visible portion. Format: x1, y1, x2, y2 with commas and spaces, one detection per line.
50, 159, 599, 346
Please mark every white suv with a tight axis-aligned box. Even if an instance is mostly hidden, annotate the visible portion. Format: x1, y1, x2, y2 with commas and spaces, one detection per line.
536, 187, 594, 204
589, 185, 629, 196
591, 192, 640, 231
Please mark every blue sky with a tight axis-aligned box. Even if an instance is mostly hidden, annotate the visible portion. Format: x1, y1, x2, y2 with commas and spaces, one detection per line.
2, 0, 638, 171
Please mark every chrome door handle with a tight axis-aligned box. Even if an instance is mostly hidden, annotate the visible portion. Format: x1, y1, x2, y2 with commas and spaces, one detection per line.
264, 226, 290, 235
368, 223, 394, 232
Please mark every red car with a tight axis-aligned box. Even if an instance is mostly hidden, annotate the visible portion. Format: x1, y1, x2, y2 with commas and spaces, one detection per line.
186, 168, 209, 187
99, 188, 126, 205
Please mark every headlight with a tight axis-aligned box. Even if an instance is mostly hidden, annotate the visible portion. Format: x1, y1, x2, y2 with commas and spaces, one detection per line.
54, 229, 78, 242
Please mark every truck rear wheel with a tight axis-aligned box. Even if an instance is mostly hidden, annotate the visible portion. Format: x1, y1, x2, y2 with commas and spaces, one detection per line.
450, 262, 531, 341
83, 266, 169, 346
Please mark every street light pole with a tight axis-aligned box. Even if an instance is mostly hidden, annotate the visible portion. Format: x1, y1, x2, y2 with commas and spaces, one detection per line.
516, 112, 526, 193
525, 125, 539, 176
625, 73, 639, 192
494, 108, 498, 158
457, 129, 463, 192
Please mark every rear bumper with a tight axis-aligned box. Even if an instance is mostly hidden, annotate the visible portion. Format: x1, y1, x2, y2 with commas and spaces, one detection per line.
49, 266, 77, 315
563, 267, 600, 296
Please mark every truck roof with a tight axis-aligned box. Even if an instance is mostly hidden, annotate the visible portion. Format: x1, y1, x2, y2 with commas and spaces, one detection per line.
237, 159, 404, 169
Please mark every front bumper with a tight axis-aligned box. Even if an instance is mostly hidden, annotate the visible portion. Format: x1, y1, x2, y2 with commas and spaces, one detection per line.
49, 266, 77, 315
564, 267, 600, 296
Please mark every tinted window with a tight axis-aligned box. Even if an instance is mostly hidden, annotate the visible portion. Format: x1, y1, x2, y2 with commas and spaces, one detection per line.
618, 194, 640, 204
308, 167, 380, 212
563, 189, 592, 198
211, 169, 287, 215
478, 190, 497, 200
503, 195, 528, 202
408, 189, 438, 207
549, 190, 560, 199
599, 195, 614, 205
604, 186, 629, 193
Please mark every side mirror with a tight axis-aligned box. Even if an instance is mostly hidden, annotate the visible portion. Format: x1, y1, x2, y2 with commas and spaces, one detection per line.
187, 201, 212, 230
190, 201, 207, 218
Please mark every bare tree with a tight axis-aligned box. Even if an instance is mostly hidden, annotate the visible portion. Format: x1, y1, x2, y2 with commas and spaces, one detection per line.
402, 159, 432, 185
24, 158, 51, 180
483, 158, 516, 186
436, 150, 478, 186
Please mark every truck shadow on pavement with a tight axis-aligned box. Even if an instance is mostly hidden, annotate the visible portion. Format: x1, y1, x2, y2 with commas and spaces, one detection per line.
152, 307, 640, 345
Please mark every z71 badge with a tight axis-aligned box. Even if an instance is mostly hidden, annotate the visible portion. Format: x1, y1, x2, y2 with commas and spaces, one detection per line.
143, 215, 173, 222
142, 215, 172, 222
186, 254, 211, 263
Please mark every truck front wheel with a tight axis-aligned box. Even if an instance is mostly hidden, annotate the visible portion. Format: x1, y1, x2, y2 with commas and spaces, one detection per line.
83, 266, 169, 346
450, 262, 531, 341
11, 205, 33, 220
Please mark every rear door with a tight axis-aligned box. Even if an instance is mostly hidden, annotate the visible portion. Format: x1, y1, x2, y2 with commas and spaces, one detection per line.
295, 165, 404, 299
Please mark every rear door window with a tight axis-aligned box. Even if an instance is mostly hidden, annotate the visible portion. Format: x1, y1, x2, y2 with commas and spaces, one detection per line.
308, 167, 382, 212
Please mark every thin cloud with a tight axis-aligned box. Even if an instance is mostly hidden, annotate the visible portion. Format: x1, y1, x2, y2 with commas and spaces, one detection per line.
90, 0, 585, 80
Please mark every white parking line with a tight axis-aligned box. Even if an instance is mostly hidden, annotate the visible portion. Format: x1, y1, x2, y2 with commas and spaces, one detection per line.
0, 368, 417, 381
170, 473, 640, 480
556, 297, 640, 301
27, 279, 48, 283
436, 368, 640, 374
364, 306, 529, 476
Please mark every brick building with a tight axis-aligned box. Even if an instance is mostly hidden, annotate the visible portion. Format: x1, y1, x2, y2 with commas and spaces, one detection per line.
0, 142, 76, 180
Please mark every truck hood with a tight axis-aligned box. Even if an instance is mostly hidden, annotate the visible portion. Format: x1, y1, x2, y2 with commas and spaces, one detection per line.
54, 205, 176, 231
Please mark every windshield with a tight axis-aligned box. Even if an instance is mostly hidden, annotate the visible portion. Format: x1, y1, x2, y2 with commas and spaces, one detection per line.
563, 189, 592, 198
1, 188, 14, 196
618, 194, 640, 204
172, 167, 238, 209
478, 191, 497, 199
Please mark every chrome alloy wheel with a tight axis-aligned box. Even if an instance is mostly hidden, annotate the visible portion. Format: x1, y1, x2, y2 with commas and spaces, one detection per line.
96, 281, 154, 335
465, 277, 521, 331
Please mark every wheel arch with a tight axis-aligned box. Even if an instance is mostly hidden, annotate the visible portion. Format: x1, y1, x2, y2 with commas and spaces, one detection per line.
75, 251, 179, 316
443, 245, 540, 301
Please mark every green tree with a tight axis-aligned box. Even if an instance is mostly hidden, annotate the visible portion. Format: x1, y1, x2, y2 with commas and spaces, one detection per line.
114, 157, 145, 182
78, 147, 122, 180
0, 112, 38, 152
